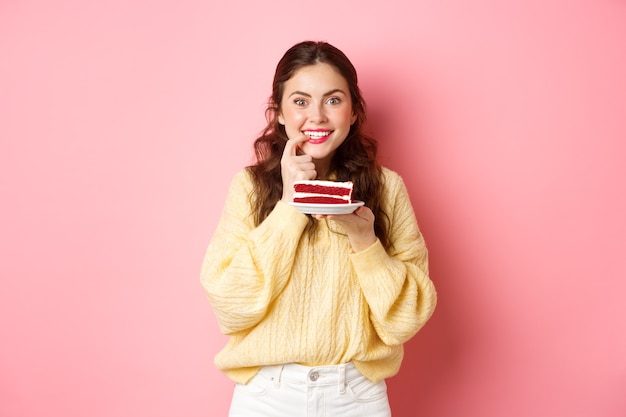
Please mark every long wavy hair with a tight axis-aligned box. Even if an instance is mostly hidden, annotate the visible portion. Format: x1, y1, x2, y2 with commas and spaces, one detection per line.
248, 40, 390, 249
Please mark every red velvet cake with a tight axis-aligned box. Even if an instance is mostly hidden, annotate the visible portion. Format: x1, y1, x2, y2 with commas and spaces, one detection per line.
293, 180, 354, 204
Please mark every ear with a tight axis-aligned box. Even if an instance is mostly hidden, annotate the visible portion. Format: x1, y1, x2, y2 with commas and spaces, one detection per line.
351, 112, 357, 125
278, 113, 285, 125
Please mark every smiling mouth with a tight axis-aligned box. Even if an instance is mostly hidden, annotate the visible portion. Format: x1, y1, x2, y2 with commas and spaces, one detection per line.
303, 130, 332, 140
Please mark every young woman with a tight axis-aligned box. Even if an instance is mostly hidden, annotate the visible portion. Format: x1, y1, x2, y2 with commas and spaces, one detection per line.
201, 40, 437, 417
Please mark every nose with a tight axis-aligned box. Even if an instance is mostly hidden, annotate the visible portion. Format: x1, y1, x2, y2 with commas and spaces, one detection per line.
308, 102, 327, 123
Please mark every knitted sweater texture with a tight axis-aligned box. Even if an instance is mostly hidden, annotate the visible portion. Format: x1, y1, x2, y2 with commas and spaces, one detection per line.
201, 167, 437, 384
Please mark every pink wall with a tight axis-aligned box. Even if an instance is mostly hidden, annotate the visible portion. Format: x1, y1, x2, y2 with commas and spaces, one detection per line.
1, 0, 625, 416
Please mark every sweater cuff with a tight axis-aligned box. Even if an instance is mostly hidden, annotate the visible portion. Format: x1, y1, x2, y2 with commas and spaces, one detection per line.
349, 238, 388, 273
258, 200, 309, 235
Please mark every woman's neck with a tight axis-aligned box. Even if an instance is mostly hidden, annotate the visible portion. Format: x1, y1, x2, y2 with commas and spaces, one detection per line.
313, 159, 332, 180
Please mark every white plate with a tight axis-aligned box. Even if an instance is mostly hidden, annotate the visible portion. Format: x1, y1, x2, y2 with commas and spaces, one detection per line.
288, 200, 365, 215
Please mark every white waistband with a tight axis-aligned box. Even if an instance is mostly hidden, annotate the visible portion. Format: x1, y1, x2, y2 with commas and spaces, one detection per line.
258, 363, 361, 386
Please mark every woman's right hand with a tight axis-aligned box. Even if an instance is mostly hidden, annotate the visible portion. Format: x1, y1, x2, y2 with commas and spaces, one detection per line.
280, 134, 316, 203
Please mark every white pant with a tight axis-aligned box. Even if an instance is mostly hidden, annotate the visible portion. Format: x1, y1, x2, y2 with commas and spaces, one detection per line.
228, 363, 392, 417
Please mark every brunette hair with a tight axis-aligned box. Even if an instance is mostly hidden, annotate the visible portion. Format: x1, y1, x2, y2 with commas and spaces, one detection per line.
247, 40, 390, 249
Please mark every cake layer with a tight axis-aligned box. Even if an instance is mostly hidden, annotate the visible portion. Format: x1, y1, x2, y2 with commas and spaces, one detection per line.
293, 180, 353, 204
293, 180, 353, 203
294, 183, 351, 197
293, 196, 349, 204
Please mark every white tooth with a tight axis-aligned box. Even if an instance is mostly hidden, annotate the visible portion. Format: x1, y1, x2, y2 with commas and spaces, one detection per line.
306, 131, 329, 138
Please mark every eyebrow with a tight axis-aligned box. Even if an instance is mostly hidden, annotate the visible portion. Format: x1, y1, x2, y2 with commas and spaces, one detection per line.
288, 88, 347, 98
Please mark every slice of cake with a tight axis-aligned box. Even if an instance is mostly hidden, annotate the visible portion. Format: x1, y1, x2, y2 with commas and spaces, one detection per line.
293, 180, 354, 204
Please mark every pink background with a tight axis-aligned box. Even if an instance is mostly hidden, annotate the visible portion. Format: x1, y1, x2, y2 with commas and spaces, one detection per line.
2, 0, 625, 416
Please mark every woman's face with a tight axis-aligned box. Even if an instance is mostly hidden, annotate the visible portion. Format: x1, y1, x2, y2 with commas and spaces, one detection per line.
278, 63, 356, 169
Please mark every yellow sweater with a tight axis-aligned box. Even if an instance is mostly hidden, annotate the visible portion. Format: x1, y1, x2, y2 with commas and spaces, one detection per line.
201, 167, 437, 384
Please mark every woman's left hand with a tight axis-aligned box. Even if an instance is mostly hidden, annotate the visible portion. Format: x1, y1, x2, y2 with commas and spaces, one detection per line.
312, 206, 377, 252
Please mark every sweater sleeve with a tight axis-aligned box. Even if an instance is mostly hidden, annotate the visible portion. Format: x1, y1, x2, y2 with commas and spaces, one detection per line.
200, 170, 309, 335
350, 171, 437, 346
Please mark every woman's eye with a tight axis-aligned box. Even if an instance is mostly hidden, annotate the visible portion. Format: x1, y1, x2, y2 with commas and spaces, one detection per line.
327, 97, 341, 105
294, 99, 307, 106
